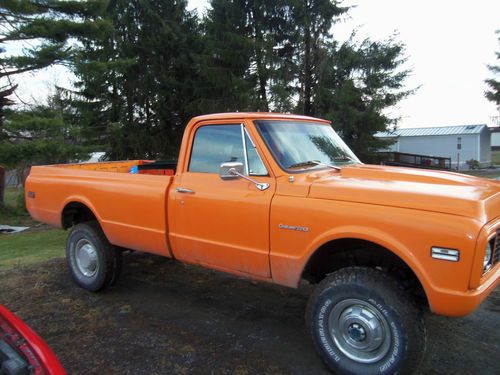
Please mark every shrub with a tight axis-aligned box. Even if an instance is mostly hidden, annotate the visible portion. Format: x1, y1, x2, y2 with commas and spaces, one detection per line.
466, 159, 480, 170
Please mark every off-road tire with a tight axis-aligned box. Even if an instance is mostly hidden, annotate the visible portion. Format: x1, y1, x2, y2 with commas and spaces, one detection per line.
306, 267, 426, 375
66, 221, 122, 292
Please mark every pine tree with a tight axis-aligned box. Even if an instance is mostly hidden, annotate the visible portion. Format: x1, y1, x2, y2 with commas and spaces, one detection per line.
200, 0, 299, 113
485, 30, 499, 111
0, 90, 93, 185
0, 1, 109, 201
201, 0, 411, 161
72, 0, 203, 159
292, 0, 348, 116
315, 36, 412, 161
0, 0, 110, 126
196, 0, 254, 112
246, 0, 298, 112
1, 0, 413, 167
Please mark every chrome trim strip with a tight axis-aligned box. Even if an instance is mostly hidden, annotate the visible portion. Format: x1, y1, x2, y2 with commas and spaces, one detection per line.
176, 187, 195, 194
241, 124, 250, 176
229, 168, 270, 191
243, 125, 268, 176
243, 126, 256, 148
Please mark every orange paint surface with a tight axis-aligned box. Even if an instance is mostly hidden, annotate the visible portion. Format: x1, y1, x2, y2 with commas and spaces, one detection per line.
26, 113, 499, 317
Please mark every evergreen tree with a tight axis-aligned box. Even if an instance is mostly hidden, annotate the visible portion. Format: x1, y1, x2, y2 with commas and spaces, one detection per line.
246, 0, 298, 112
315, 37, 411, 161
485, 30, 499, 111
73, 0, 202, 159
200, 0, 298, 112
2, 0, 414, 166
0, 91, 93, 185
0, 1, 108, 200
203, 0, 410, 161
292, 0, 348, 116
0, 0, 110, 126
196, 0, 254, 112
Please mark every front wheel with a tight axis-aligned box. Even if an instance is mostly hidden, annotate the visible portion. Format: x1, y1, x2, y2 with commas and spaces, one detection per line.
306, 267, 426, 375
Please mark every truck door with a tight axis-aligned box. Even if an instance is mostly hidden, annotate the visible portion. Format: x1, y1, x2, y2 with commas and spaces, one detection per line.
170, 122, 275, 278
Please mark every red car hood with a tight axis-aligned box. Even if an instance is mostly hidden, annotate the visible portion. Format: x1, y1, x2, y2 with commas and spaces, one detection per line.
0, 304, 66, 375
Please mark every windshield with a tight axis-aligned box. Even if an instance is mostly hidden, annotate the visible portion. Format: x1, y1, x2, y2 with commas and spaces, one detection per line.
255, 120, 360, 171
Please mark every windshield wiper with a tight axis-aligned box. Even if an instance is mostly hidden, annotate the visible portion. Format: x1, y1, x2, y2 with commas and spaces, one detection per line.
288, 160, 341, 171
333, 156, 358, 164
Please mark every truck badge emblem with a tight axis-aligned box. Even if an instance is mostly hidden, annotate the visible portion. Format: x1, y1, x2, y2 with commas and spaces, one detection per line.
278, 224, 309, 232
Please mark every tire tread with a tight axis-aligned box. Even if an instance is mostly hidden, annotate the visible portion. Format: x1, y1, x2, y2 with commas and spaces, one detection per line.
306, 267, 426, 375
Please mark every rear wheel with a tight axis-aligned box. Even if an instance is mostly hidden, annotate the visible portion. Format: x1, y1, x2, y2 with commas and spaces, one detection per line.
306, 267, 426, 375
66, 221, 122, 292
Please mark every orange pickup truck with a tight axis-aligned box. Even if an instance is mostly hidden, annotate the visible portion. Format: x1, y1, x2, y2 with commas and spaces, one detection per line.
26, 113, 499, 375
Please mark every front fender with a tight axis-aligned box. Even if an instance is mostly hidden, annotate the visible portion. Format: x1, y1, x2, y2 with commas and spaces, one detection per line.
304, 225, 431, 289
271, 225, 430, 298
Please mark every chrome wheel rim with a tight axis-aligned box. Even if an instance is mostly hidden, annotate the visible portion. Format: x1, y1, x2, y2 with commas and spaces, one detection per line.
328, 298, 391, 363
74, 239, 99, 278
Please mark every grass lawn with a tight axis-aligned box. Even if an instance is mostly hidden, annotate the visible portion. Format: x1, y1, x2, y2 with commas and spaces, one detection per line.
1, 187, 66, 270
0, 187, 36, 226
492, 150, 500, 165
457, 150, 500, 179
454, 150, 500, 179
0, 229, 66, 270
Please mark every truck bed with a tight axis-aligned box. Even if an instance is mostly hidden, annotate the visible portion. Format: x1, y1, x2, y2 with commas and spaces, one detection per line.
26, 160, 175, 257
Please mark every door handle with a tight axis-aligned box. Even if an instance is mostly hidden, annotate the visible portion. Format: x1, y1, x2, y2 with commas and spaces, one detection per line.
176, 187, 195, 194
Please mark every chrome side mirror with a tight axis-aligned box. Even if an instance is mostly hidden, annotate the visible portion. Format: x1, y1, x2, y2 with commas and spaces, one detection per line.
219, 162, 244, 180
219, 162, 270, 191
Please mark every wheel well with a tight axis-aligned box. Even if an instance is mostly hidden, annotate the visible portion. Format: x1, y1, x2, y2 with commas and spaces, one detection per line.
302, 238, 428, 308
62, 202, 98, 229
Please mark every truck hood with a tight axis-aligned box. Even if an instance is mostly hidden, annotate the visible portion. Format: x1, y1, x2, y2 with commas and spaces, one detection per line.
309, 164, 500, 222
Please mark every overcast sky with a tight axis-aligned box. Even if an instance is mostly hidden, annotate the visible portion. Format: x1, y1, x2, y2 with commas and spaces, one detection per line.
9, 0, 500, 128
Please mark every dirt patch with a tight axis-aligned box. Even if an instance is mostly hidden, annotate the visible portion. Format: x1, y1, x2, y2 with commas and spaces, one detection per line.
0, 253, 498, 374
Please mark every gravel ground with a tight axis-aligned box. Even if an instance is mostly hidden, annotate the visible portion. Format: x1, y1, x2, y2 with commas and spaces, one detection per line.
0, 253, 498, 375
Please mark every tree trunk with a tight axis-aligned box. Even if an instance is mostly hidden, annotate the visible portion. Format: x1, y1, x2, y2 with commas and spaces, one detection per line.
256, 54, 269, 111
303, 24, 313, 115
0, 166, 5, 205
252, 5, 269, 112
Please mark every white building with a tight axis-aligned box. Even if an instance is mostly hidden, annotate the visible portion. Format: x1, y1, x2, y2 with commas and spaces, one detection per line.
490, 127, 500, 150
376, 124, 491, 170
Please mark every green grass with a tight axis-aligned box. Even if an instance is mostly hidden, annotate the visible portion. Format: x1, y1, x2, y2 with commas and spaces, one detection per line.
457, 150, 500, 179
1, 188, 66, 270
0, 229, 66, 270
0, 187, 34, 226
492, 150, 500, 166
3, 187, 18, 207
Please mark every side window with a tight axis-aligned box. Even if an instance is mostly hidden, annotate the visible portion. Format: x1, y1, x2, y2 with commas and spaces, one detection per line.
189, 125, 245, 173
244, 131, 268, 176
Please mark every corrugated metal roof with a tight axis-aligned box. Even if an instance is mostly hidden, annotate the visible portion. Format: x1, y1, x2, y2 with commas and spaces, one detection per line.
376, 124, 487, 138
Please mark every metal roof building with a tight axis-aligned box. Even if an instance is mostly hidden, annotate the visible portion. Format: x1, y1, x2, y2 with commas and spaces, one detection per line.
490, 126, 500, 150
375, 124, 490, 170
